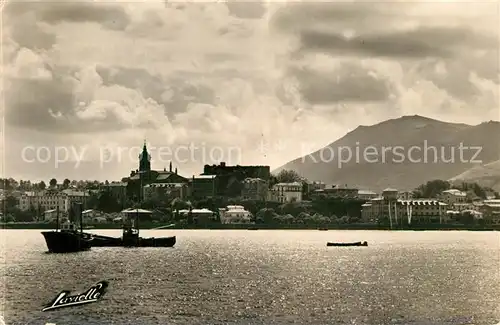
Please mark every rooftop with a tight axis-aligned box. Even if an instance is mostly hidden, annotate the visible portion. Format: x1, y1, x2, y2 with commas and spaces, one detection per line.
442, 189, 466, 196
358, 190, 377, 195
194, 175, 217, 179
275, 182, 302, 186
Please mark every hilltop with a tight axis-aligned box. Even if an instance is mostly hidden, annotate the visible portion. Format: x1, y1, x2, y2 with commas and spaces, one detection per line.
275, 116, 500, 191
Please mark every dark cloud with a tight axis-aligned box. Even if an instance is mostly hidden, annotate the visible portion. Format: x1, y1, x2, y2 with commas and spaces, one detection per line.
8, 20, 57, 51
5, 2, 131, 31
298, 26, 494, 59
5, 75, 76, 132
96, 66, 216, 116
288, 64, 391, 104
225, 1, 266, 19
270, 2, 397, 33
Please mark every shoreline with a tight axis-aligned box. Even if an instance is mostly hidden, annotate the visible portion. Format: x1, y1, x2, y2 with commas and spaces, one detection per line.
1, 222, 498, 231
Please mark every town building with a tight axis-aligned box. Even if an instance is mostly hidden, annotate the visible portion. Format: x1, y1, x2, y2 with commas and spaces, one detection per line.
439, 189, 467, 205
357, 190, 378, 200
361, 188, 448, 224
124, 142, 189, 202
270, 182, 303, 203
101, 182, 127, 202
82, 209, 107, 223
241, 178, 268, 201
178, 208, 215, 225
201, 162, 270, 197
310, 184, 359, 199
219, 205, 253, 224
305, 181, 326, 193
476, 199, 500, 225
143, 182, 189, 201
190, 175, 217, 199
43, 209, 59, 221
19, 190, 70, 214
398, 191, 413, 200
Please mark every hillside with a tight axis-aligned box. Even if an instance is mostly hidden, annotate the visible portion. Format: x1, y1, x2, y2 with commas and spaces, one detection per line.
450, 160, 500, 192
274, 115, 500, 192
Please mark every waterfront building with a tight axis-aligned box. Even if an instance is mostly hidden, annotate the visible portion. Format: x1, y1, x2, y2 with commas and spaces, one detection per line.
361, 188, 448, 225
398, 191, 413, 200
310, 184, 359, 199
19, 190, 69, 213
220, 205, 253, 224
357, 190, 378, 200
476, 199, 500, 225
270, 182, 303, 203
439, 189, 467, 205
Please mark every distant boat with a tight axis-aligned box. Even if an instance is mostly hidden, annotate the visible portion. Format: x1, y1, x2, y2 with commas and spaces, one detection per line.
88, 209, 176, 248
327, 241, 368, 247
318, 228, 328, 231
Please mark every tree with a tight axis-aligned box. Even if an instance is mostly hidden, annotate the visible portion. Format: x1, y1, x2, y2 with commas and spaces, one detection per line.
97, 191, 121, 213
275, 169, 302, 183
49, 178, 57, 187
2, 195, 18, 214
63, 179, 71, 189
256, 208, 278, 223
39, 181, 46, 190
413, 180, 451, 198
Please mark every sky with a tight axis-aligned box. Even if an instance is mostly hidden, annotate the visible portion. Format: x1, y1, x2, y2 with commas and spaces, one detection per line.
2, 0, 499, 182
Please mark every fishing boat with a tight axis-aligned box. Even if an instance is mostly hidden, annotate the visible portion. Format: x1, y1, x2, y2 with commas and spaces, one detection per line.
326, 241, 368, 247
41, 204, 92, 253
88, 209, 176, 248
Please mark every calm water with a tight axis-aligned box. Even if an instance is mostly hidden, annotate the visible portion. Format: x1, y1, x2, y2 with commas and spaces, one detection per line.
1, 230, 499, 325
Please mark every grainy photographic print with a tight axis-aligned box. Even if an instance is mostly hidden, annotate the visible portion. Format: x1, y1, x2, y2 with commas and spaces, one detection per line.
1, 0, 500, 324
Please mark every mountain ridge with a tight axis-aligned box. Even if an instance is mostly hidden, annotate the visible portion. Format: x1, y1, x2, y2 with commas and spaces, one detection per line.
274, 115, 500, 192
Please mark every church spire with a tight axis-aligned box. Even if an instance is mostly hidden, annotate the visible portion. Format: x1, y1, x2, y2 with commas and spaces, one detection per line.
139, 140, 151, 172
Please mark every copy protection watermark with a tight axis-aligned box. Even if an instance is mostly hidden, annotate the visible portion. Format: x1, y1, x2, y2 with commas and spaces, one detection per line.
299, 141, 483, 168
20, 142, 243, 169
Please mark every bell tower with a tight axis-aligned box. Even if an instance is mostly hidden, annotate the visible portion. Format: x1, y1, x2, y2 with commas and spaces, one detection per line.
139, 140, 151, 172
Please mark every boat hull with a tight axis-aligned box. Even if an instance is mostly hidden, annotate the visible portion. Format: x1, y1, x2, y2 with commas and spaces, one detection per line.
138, 236, 176, 247
88, 234, 176, 248
42, 231, 92, 253
87, 234, 123, 247
327, 241, 368, 247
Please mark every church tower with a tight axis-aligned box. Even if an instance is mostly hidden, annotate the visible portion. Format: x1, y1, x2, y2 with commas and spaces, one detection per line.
139, 140, 151, 172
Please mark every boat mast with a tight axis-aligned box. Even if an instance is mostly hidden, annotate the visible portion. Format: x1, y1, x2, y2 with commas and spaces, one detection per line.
79, 202, 83, 234
388, 201, 393, 229
56, 205, 60, 231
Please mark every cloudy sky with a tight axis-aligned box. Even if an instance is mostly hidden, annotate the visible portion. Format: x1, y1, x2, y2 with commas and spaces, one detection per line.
2, 0, 499, 182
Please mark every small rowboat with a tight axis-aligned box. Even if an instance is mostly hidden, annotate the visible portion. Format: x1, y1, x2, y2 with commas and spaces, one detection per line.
327, 241, 368, 247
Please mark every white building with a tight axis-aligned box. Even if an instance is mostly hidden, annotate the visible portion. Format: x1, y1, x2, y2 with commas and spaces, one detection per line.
357, 190, 378, 200
19, 190, 69, 213
43, 209, 58, 221
82, 209, 107, 223
220, 205, 253, 224
18, 189, 89, 214
439, 189, 467, 205
271, 182, 303, 203
361, 188, 448, 224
